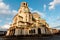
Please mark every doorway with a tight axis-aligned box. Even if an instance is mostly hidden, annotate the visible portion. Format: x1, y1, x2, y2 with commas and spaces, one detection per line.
38, 28, 41, 34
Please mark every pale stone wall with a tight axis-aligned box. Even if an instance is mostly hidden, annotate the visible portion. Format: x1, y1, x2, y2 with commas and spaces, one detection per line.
29, 13, 32, 23
23, 29, 29, 35
6, 2, 51, 36
15, 28, 21, 35
6, 30, 10, 36
41, 27, 46, 34
13, 16, 17, 24
26, 13, 29, 22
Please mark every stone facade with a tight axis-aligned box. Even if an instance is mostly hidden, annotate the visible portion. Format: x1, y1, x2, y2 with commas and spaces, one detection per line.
6, 2, 50, 36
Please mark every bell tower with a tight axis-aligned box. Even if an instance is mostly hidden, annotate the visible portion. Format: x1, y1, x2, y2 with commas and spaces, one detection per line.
18, 2, 30, 13
18, 2, 32, 23
21, 2, 28, 7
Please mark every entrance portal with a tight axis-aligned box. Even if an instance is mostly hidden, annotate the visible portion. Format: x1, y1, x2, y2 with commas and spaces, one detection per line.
38, 28, 41, 34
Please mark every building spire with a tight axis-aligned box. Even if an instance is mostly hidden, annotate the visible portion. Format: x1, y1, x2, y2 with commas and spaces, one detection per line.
18, 2, 30, 13
21, 2, 28, 7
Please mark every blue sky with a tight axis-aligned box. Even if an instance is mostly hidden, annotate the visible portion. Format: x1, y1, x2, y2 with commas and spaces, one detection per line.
0, 0, 60, 31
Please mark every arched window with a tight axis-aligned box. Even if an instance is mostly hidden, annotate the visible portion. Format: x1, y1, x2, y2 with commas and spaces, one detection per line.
38, 28, 41, 34
29, 29, 35, 34
23, 3, 25, 5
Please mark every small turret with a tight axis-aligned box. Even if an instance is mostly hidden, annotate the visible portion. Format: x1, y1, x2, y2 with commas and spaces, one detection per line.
21, 2, 28, 7
18, 2, 30, 13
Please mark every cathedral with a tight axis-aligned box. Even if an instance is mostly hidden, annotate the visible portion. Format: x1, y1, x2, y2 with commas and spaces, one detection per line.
6, 2, 51, 36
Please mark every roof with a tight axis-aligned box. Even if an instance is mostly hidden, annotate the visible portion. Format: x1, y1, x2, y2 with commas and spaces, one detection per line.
32, 12, 40, 18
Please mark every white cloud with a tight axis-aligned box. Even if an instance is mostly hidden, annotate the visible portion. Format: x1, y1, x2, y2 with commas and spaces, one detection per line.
32, 10, 46, 18
0, 0, 18, 15
0, 21, 11, 31
50, 22, 60, 28
49, 0, 60, 10
12, 10, 18, 15
57, 16, 60, 21
0, 20, 2, 22
1, 24, 10, 29
43, 4, 46, 11
0, 0, 3, 2
46, 16, 60, 29
0, 24, 10, 31
29, 7, 33, 11
29, 7, 46, 18
0, 0, 17, 31
55, 28, 60, 30
6, 18, 11, 20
